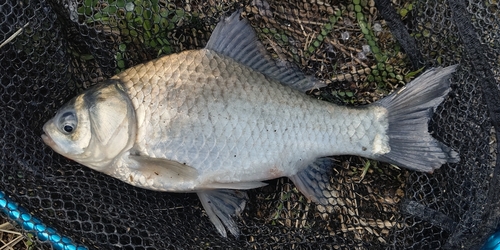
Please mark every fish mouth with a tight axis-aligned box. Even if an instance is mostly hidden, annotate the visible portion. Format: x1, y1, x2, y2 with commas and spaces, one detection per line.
41, 132, 69, 158
41, 122, 56, 148
41, 133, 55, 147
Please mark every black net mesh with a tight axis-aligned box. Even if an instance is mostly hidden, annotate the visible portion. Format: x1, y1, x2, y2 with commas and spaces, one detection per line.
1, 0, 499, 249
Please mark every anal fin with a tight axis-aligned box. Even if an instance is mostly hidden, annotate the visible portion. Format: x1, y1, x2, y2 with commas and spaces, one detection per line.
197, 189, 248, 237
288, 158, 334, 205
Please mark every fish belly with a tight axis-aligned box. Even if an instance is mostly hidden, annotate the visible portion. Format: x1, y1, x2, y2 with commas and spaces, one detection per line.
116, 49, 388, 188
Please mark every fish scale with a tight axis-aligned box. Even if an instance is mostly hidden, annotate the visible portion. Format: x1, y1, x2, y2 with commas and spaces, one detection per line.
115, 49, 385, 185
42, 11, 459, 237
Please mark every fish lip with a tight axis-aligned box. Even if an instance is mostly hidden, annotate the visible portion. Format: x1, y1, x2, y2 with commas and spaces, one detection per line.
41, 131, 68, 158
41, 133, 54, 146
41, 122, 55, 147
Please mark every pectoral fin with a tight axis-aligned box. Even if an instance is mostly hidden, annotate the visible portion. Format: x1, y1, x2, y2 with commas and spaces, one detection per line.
197, 189, 248, 238
129, 155, 198, 183
199, 181, 267, 190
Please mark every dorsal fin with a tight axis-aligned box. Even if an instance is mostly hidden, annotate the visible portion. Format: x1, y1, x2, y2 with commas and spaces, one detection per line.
205, 10, 323, 92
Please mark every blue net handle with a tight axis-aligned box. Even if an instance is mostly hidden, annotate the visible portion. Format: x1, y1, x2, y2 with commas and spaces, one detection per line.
0, 191, 87, 250
482, 230, 500, 250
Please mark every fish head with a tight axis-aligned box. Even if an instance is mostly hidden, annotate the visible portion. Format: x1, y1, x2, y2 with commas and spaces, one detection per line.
42, 99, 90, 157
42, 80, 136, 173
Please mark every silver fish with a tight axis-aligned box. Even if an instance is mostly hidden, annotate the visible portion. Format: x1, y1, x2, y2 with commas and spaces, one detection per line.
42, 11, 459, 237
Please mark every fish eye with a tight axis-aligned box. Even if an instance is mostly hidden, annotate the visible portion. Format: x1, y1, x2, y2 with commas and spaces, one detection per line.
58, 111, 77, 134
63, 124, 74, 133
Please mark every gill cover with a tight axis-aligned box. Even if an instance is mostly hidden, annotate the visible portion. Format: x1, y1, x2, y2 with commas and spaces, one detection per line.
80, 80, 137, 171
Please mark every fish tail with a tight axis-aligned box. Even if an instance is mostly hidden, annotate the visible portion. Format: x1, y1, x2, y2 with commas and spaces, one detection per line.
375, 65, 460, 172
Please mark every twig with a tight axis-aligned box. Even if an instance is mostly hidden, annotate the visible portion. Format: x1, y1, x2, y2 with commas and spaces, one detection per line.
326, 37, 369, 68
0, 235, 24, 250
0, 22, 29, 49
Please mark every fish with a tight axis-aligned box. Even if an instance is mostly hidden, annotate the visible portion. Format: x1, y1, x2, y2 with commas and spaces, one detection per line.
41, 11, 460, 237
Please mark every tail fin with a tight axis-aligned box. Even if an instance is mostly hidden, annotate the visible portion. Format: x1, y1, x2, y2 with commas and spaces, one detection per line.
375, 65, 460, 172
